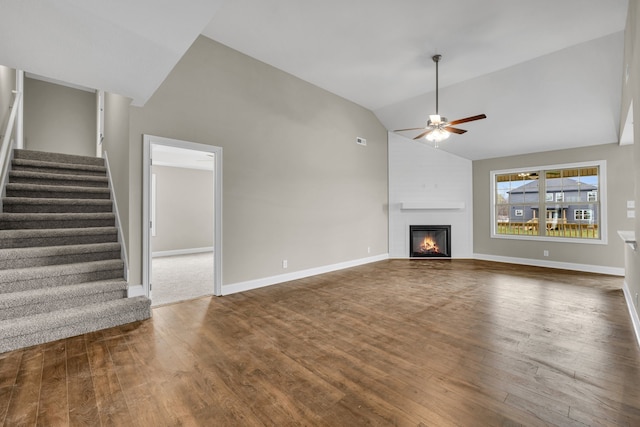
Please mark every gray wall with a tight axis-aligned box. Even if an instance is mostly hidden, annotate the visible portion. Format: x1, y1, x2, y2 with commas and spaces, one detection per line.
128, 36, 389, 286
151, 165, 214, 253
102, 92, 132, 254
621, 0, 639, 324
473, 143, 634, 269
24, 77, 95, 156
0, 66, 16, 134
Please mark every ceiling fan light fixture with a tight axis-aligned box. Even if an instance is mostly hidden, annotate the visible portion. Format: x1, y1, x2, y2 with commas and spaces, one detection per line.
392, 54, 486, 146
425, 128, 450, 144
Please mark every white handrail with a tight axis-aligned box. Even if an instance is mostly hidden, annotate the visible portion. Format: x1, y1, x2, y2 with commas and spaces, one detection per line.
0, 91, 22, 208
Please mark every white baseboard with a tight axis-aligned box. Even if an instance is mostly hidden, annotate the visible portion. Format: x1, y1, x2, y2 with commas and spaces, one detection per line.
152, 247, 214, 258
473, 253, 625, 276
127, 284, 145, 298
623, 280, 640, 349
222, 254, 389, 296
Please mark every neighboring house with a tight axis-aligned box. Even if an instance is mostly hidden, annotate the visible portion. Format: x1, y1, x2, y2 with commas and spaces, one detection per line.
507, 178, 598, 225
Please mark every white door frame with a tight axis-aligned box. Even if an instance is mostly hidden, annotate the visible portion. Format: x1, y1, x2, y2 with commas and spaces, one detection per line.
142, 134, 223, 297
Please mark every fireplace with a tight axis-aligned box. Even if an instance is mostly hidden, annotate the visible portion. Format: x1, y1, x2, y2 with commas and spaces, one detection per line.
410, 225, 451, 258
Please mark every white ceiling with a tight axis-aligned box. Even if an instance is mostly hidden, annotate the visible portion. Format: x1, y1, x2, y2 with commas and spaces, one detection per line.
0, 0, 226, 106
0, 0, 630, 160
203, 0, 629, 160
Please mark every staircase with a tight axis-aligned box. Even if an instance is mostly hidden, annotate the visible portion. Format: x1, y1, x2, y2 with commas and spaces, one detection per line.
0, 149, 151, 353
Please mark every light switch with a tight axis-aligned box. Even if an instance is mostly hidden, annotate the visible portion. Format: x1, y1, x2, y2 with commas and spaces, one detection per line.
628, 210, 635, 218
628, 200, 635, 209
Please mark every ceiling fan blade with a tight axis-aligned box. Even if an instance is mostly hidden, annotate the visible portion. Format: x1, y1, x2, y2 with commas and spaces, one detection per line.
444, 127, 467, 135
448, 114, 487, 126
413, 130, 431, 140
394, 127, 427, 132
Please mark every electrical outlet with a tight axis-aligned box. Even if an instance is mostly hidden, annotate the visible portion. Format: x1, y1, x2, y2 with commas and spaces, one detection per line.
543, 250, 549, 257
367, 246, 371, 254
282, 259, 288, 269
356, 137, 367, 146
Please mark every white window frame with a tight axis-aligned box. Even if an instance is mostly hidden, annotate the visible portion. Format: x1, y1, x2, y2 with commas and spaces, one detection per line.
490, 160, 607, 244
555, 192, 564, 202
587, 191, 598, 202
574, 209, 593, 221
514, 209, 524, 217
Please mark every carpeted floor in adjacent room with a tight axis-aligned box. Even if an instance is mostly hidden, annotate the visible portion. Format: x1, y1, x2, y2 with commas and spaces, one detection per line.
151, 252, 214, 306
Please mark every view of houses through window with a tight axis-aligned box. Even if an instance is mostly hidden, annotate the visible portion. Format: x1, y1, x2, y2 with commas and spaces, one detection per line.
493, 162, 604, 241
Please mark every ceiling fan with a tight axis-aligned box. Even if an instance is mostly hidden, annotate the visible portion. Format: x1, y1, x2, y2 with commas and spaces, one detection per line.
394, 54, 487, 148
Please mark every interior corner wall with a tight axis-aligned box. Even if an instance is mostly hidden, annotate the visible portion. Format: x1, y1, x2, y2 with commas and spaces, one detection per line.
23, 78, 95, 156
622, 0, 640, 327
0, 66, 16, 132
473, 143, 634, 270
151, 165, 214, 253
101, 92, 132, 255
128, 36, 389, 286
388, 132, 473, 258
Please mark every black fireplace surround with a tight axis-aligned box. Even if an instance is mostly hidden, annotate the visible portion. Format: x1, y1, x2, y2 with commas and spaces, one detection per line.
410, 225, 451, 258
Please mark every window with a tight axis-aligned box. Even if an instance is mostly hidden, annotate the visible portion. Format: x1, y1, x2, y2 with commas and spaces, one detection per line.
574, 209, 593, 221
492, 161, 605, 243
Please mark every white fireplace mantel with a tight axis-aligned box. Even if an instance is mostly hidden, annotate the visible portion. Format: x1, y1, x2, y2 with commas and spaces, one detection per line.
401, 201, 465, 210
618, 230, 637, 251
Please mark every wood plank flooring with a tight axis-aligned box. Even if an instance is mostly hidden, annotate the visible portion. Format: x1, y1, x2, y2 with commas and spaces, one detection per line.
1, 259, 639, 426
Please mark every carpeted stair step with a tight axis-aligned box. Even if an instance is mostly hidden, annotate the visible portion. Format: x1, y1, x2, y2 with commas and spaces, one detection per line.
0, 212, 115, 229
13, 149, 105, 167
2, 197, 113, 213
11, 158, 107, 177
0, 259, 124, 294
0, 279, 127, 321
0, 242, 121, 269
8, 170, 108, 188
5, 183, 111, 200
0, 296, 151, 353
0, 227, 118, 249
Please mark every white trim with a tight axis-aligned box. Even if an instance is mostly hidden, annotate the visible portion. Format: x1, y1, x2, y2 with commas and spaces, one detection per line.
15, 70, 23, 149
490, 160, 607, 245
153, 247, 214, 258
96, 90, 104, 157
127, 284, 146, 298
401, 201, 465, 210
143, 135, 223, 297
623, 280, 640, 349
151, 173, 157, 237
222, 254, 389, 296
103, 151, 129, 282
152, 159, 214, 171
473, 252, 624, 276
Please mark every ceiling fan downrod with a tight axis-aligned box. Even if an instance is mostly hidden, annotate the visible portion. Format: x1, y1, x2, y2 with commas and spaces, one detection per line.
432, 54, 441, 115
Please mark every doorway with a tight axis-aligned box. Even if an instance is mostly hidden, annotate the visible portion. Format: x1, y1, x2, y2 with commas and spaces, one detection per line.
142, 135, 222, 302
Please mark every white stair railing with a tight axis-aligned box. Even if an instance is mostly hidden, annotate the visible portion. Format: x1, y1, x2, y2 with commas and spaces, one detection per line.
0, 90, 22, 210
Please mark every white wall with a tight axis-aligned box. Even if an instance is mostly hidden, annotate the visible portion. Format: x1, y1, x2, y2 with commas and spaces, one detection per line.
23, 77, 95, 156
388, 132, 473, 258
128, 37, 389, 286
151, 165, 214, 253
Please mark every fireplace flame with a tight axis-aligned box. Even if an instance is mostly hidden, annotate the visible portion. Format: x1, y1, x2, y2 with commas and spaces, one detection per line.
420, 236, 440, 253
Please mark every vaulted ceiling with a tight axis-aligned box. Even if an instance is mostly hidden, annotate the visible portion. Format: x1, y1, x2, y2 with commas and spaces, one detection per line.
0, 0, 629, 160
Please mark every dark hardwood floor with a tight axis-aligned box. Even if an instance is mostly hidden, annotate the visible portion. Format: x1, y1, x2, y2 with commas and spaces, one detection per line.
1, 259, 640, 426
